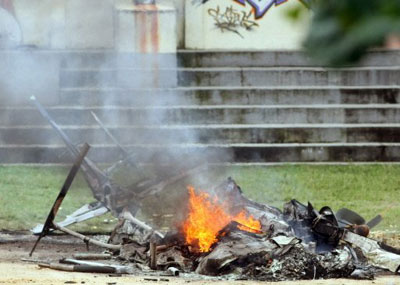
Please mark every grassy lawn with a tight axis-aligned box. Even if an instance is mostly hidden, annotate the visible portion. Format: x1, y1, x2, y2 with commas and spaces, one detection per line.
229, 165, 400, 231
0, 165, 399, 233
0, 166, 116, 233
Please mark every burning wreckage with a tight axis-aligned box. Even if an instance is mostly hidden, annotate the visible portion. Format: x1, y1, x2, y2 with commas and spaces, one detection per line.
28, 96, 400, 281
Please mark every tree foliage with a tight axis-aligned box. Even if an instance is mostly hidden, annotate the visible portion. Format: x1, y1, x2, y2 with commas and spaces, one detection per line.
303, 0, 400, 66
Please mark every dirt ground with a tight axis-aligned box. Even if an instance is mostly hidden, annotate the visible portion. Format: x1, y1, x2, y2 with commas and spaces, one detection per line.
0, 233, 399, 285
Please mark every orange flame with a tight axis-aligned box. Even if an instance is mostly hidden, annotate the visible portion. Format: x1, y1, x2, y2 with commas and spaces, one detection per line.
183, 185, 262, 253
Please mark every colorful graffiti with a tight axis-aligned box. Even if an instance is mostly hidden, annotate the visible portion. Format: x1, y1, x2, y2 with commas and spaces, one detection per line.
235, 0, 288, 19
198, 0, 291, 19
208, 5, 258, 38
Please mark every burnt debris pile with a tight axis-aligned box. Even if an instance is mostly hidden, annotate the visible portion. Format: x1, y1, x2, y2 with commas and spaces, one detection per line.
29, 98, 400, 281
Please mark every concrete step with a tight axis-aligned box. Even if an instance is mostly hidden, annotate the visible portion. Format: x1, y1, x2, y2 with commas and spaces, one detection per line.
60, 51, 177, 69
59, 68, 164, 88
60, 67, 400, 88
15, 50, 392, 70
178, 49, 400, 68
3, 124, 400, 145
1, 143, 400, 163
60, 68, 177, 89
178, 66, 400, 87
4, 49, 400, 164
3, 105, 400, 126
0, 50, 177, 69
58, 86, 400, 106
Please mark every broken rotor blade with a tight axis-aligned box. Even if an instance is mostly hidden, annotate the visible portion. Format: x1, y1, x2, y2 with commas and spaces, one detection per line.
30, 96, 107, 177
366, 215, 383, 229
29, 143, 90, 256
90, 111, 130, 156
90, 111, 139, 174
336, 208, 366, 226
38, 262, 119, 274
30, 96, 80, 157
30, 96, 108, 185
60, 258, 132, 274
31, 202, 109, 234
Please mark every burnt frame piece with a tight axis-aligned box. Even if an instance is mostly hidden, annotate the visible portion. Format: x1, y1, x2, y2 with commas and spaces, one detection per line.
30, 143, 90, 256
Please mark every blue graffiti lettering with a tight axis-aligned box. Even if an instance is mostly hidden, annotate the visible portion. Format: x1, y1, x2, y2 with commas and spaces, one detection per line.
198, 0, 295, 19
234, 0, 288, 19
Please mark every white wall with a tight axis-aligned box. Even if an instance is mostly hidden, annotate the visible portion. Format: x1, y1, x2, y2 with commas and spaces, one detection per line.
65, 0, 114, 49
13, 0, 65, 48
9, 0, 114, 49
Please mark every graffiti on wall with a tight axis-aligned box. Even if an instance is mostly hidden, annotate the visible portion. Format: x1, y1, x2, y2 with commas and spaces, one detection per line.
235, 0, 288, 19
203, 0, 308, 37
199, 0, 290, 19
208, 5, 258, 38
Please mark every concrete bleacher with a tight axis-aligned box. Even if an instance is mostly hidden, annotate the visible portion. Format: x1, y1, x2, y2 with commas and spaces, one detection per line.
1, 50, 400, 164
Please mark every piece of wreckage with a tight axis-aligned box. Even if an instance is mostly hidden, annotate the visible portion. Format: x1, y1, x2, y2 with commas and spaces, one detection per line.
28, 96, 400, 281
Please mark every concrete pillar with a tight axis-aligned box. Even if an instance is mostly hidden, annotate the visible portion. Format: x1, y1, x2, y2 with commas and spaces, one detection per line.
114, 1, 178, 89
115, 1, 177, 53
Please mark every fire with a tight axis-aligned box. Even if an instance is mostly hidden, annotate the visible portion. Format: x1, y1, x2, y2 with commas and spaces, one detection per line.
183, 185, 262, 252
234, 211, 262, 233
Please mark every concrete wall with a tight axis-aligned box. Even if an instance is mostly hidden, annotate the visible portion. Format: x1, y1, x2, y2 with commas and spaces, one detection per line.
65, 0, 114, 49
1, 0, 116, 49
0, 0, 179, 108
13, 0, 65, 48
185, 0, 310, 50
0, 0, 177, 52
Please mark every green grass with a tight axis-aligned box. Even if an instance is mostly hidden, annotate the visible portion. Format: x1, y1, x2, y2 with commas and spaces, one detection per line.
0, 165, 399, 232
0, 166, 116, 232
228, 165, 400, 231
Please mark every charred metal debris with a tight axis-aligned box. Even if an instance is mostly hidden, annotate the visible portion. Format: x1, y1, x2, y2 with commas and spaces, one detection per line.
27, 97, 400, 281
